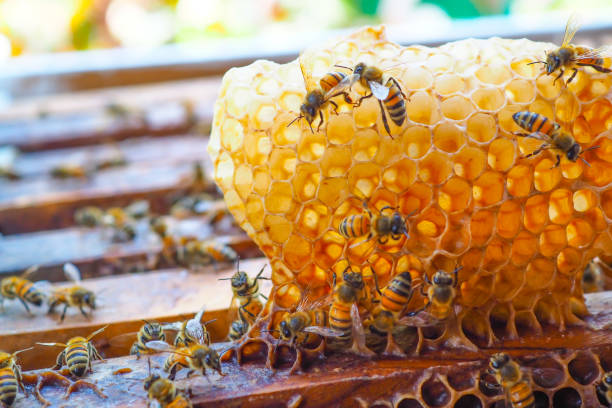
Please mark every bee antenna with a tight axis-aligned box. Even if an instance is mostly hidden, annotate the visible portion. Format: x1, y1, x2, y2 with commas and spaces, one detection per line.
236, 256, 240, 272
333, 64, 353, 71
287, 115, 303, 128
579, 156, 592, 167
527, 60, 546, 65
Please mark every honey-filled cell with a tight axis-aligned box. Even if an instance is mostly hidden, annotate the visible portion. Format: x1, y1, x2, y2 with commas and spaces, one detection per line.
209, 26, 612, 349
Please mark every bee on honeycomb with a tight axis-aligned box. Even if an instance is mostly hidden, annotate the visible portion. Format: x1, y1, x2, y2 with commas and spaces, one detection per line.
208, 25, 612, 368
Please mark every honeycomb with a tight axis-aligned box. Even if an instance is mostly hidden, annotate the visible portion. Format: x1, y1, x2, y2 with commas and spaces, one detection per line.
208, 26, 612, 353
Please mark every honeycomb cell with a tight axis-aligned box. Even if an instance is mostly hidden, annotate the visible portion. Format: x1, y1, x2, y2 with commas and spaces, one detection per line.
536, 73, 562, 99
568, 351, 600, 385
476, 63, 512, 85
234, 164, 254, 200
279, 90, 302, 113
487, 138, 515, 171
572, 115, 593, 144
269, 148, 297, 180
585, 207, 607, 232
415, 207, 446, 238
406, 91, 439, 124
418, 151, 452, 185
493, 265, 524, 301
573, 188, 597, 212
250, 100, 276, 129
582, 99, 612, 135
471, 88, 505, 112
421, 376, 451, 407
525, 257, 555, 289
265, 214, 293, 244
482, 238, 510, 270
533, 159, 562, 192
594, 135, 612, 163
510, 57, 540, 78
447, 370, 475, 392
246, 194, 265, 231
529, 356, 565, 388
441, 95, 475, 120
274, 282, 302, 308
467, 112, 496, 143
497, 200, 521, 239
313, 230, 344, 270
523, 194, 548, 233
498, 105, 522, 134
461, 308, 491, 345
221, 118, 245, 152
552, 388, 582, 408
555, 91, 580, 122
533, 392, 550, 408
293, 163, 321, 202
470, 210, 495, 246
566, 219, 594, 248
433, 123, 465, 153
296, 201, 330, 240
327, 114, 355, 145
321, 146, 352, 178
438, 177, 471, 213
401, 66, 433, 89
282, 234, 312, 271
265, 182, 295, 214
528, 98, 554, 121
297, 131, 325, 162
556, 247, 582, 276
317, 177, 349, 208
473, 171, 504, 207
511, 231, 538, 266
549, 188, 573, 225
453, 146, 486, 181
505, 78, 535, 103
348, 163, 381, 198
352, 129, 380, 161
252, 167, 271, 196
440, 224, 470, 254
506, 164, 532, 197
539, 224, 567, 257
454, 395, 482, 408
272, 115, 301, 146
399, 183, 434, 215
382, 159, 417, 193
396, 398, 423, 408
434, 73, 465, 96
403, 126, 432, 159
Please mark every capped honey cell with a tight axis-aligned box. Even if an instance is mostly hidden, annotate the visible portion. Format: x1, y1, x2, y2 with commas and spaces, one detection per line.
209, 25, 612, 352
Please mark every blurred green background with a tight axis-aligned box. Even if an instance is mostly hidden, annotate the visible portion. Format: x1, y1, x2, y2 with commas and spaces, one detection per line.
0, 0, 610, 59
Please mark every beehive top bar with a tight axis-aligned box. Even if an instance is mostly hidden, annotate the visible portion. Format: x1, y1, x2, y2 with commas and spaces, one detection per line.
208, 25, 612, 339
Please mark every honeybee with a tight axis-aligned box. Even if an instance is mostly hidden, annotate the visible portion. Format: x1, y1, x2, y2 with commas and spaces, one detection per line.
74, 206, 105, 227
528, 14, 611, 85
0, 146, 21, 181
37, 326, 107, 377
48, 263, 96, 322
143, 359, 192, 408
277, 292, 340, 348
339, 200, 411, 246
365, 270, 415, 353
0, 347, 33, 408
169, 193, 216, 219
487, 353, 535, 408
288, 57, 352, 133
103, 207, 137, 242
597, 371, 612, 407
412, 267, 462, 321
145, 341, 223, 381
219, 261, 269, 326
512, 111, 598, 167
163, 306, 213, 347
0, 265, 46, 314
131, 321, 166, 357
329, 62, 407, 137
50, 163, 89, 179
583, 259, 604, 293
180, 239, 238, 266
328, 267, 372, 355
227, 319, 250, 342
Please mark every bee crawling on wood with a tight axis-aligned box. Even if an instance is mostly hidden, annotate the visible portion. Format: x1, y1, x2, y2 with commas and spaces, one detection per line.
0, 347, 33, 407
50, 163, 90, 179
48, 263, 97, 322
37, 326, 107, 377
0, 265, 48, 314
528, 14, 612, 85
110, 320, 167, 358
143, 358, 192, 408
163, 306, 215, 347
512, 111, 598, 168
145, 341, 224, 381
328, 62, 407, 137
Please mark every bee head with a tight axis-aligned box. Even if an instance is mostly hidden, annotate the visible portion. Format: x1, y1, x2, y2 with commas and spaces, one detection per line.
342, 267, 364, 290
604, 373, 612, 385
148, 322, 164, 339
567, 143, 581, 162
279, 319, 292, 340
354, 62, 366, 77
143, 374, 161, 391
83, 291, 96, 309
433, 271, 452, 286
390, 212, 407, 236
489, 353, 509, 370
205, 349, 221, 372
545, 53, 560, 74
231, 271, 248, 290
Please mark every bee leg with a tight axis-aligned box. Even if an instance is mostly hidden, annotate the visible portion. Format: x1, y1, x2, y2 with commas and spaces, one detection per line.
354, 93, 373, 108
577, 62, 612, 73
452, 267, 461, 288
79, 306, 90, 319
553, 154, 561, 168
422, 273, 432, 286
567, 68, 579, 84
90, 344, 103, 361
168, 364, 178, 381
553, 69, 564, 85
48, 299, 59, 314
17, 297, 33, 315
329, 100, 339, 115
316, 110, 324, 132
260, 293, 268, 301
60, 304, 69, 322
407, 300, 430, 316
378, 99, 392, 137
52, 350, 65, 370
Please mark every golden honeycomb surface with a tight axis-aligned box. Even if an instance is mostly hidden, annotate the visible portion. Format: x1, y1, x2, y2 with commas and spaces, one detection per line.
208, 26, 612, 344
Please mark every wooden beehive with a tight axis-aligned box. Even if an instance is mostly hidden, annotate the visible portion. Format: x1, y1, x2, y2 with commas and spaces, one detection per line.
0, 24, 611, 408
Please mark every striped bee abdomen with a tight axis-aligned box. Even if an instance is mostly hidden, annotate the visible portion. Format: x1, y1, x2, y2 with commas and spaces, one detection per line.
380, 272, 413, 313
0, 368, 17, 407
512, 111, 558, 136
339, 214, 371, 239
66, 343, 89, 376
319, 71, 347, 93
384, 78, 406, 126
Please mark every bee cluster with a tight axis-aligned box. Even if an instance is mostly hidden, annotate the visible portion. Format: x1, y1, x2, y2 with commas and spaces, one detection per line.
209, 24, 612, 407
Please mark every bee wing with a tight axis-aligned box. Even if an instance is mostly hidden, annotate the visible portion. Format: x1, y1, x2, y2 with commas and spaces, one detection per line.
302, 325, 344, 337
295, 287, 332, 313
562, 13, 581, 47
350, 303, 367, 350
298, 52, 317, 93
63, 262, 82, 283
574, 45, 612, 60
21, 265, 40, 279
31, 280, 53, 296
109, 332, 139, 348
369, 80, 390, 100
185, 319, 205, 345
325, 73, 359, 99
145, 340, 174, 352
161, 322, 183, 332
397, 313, 440, 327
516, 132, 551, 142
